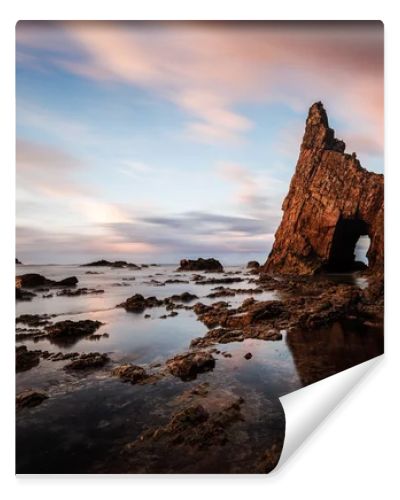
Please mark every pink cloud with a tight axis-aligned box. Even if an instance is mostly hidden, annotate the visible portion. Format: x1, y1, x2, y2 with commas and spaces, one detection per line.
16, 21, 383, 149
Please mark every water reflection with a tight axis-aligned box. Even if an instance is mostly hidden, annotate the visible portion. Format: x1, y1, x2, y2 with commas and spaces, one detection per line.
286, 320, 383, 387
15, 264, 383, 473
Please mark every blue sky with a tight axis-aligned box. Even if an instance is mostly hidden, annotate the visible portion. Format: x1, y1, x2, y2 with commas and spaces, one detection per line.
16, 21, 383, 264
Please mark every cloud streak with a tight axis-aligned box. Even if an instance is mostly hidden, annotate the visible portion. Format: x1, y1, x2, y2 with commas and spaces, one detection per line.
16, 21, 383, 149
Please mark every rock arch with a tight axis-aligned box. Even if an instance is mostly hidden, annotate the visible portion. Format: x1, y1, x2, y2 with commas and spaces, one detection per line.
262, 102, 383, 275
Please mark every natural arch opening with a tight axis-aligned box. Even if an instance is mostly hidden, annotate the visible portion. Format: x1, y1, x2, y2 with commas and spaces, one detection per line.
325, 217, 369, 272
355, 235, 371, 266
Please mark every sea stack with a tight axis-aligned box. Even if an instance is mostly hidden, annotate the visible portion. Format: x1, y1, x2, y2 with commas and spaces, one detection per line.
262, 102, 384, 275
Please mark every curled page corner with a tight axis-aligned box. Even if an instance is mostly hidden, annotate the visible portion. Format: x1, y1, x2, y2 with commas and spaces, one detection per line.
275, 355, 383, 471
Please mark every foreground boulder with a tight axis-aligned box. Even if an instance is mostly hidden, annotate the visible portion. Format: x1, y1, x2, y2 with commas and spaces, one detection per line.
166, 351, 215, 380
16, 274, 78, 288
263, 102, 383, 275
177, 258, 223, 272
16, 389, 48, 409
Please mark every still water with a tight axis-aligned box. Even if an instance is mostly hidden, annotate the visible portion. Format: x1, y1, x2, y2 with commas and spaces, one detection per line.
15, 264, 383, 473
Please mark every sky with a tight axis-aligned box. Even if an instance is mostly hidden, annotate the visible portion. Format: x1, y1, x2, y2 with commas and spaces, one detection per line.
16, 21, 384, 265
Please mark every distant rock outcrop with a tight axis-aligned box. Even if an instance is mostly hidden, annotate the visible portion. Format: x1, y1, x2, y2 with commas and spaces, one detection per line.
262, 102, 384, 275
16, 274, 78, 288
177, 258, 224, 273
82, 259, 139, 268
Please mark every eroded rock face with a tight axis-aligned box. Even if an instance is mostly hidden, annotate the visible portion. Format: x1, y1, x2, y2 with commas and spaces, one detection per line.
263, 102, 383, 275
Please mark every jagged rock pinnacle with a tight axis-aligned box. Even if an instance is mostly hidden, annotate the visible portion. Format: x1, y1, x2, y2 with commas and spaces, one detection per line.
262, 102, 383, 275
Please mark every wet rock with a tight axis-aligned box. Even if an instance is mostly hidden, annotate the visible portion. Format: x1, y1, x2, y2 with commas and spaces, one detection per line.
194, 277, 243, 285
117, 294, 163, 313
166, 351, 215, 380
164, 279, 189, 284
246, 261, 260, 269
16, 313, 54, 327
16, 345, 41, 372
16, 389, 48, 409
244, 353, 252, 360
82, 259, 139, 268
57, 287, 104, 296
112, 364, 157, 384
16, 328, 48, 342
166, 292, 198, 303
207, 288, 236, 298
16, 274, 78, 288
64, 352, 110, 370
16, 258, 22, 265
257, 442, 283, 473
177, 258, 224, 273
57, 276, 79, 287
207, 286, 263, 298
47, 352, 80, 361
130, 398, 244, 452
46, 319, 102, 339
191, 329, 244, 348
262, 102, 383, 275
16, 287, 36, 301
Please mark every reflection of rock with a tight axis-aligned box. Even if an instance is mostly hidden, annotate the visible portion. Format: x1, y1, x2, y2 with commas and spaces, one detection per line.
177, 258, 224, 273
16, 274, 78, 288
286, 320, 384, 387
166, 351, 215, 380
263, 102, 383, 275
16, 345, 41, 372
16, 389, 48, 409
